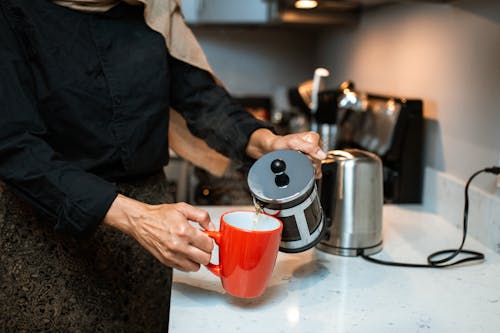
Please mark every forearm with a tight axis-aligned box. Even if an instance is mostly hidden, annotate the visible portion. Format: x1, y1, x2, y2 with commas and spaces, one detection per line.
0, 133, 117, 237
169, 57, 272, 163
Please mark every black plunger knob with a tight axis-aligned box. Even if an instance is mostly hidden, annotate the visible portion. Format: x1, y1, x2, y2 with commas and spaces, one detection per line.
271, 159, 289, 187
271, 159, 286, 174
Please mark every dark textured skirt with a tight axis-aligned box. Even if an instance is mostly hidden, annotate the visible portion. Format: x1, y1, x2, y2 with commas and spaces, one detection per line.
0, 172, 174, 332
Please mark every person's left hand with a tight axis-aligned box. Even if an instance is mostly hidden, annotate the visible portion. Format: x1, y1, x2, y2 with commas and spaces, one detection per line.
246, 129, 327, 178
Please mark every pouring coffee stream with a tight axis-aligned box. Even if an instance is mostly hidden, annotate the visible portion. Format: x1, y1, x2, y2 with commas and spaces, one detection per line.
252, 202, 264, 230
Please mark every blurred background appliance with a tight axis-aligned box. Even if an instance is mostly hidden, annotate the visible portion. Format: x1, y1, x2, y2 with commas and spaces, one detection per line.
289, 79, 424, 204
333, 81, 424, 203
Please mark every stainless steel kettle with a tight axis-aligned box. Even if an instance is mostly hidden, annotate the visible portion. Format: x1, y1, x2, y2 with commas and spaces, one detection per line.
316, 149, 383, 256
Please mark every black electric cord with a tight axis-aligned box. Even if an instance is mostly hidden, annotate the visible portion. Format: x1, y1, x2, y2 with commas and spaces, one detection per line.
361, 166, 500, 268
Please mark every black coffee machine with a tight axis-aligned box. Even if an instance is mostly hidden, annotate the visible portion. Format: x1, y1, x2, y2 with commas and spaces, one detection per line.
315, 81, 424, 204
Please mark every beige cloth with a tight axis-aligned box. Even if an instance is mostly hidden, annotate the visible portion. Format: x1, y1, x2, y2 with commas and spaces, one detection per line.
51, 0, 119, 12
52, 0, 230, 176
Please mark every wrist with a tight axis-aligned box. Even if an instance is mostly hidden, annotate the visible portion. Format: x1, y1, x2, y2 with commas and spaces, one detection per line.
102, 194, 147, 235
245, 128, 277, 159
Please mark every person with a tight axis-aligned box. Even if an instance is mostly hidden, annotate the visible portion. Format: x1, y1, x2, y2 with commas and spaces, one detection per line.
0, 0, 326, 331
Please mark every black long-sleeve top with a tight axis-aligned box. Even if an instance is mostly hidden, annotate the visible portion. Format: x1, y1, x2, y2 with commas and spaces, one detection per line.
0, 1, 268, 238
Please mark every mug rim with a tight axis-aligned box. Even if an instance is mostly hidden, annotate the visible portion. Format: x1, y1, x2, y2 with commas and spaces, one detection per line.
221, 210, 283, 233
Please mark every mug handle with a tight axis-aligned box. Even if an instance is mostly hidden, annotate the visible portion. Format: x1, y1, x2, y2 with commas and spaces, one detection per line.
203, 230, 222, 277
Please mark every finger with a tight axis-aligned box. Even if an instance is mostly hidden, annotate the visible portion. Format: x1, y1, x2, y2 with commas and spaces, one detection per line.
153, 242, 203, 272
189, 228, 215, 253
170, 258, 201, 272
175, 202, 215, 230
184, 244, 213, 266
143, 242, 201, 272
286, 132, 326, 160
313, 159, 323, 179
301, 131, 321, 144
165, 239, 209, 270
291, 136, 327, 161
315, 167, 322, 179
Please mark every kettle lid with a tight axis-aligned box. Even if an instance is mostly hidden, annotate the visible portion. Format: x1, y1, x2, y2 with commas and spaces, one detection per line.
247, 149, 314, 204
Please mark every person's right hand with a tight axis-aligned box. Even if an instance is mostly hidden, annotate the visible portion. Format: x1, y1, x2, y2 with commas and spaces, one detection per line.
103, 194, 215, 272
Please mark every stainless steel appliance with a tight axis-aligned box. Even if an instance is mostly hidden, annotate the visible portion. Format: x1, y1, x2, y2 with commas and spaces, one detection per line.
317, 149, 384, 256
316, 81, 424, 203
247, 149, 326, 253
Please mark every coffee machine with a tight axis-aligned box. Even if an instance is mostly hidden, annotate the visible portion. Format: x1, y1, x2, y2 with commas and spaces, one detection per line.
315, 81, 424, 204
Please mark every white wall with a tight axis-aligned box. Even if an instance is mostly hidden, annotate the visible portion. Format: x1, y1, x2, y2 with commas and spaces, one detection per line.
192, 27, 319, 96
316, 0, 500, 194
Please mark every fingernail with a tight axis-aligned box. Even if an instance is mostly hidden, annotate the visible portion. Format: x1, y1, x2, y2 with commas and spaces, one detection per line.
317, 150, 327, 160
208, 222, 216, 231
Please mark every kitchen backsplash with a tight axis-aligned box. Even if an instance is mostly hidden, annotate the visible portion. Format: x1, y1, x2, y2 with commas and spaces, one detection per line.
423, 167, 500, 254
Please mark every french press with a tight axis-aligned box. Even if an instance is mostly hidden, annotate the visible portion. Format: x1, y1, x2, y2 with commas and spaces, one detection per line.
247, 149, 327, 253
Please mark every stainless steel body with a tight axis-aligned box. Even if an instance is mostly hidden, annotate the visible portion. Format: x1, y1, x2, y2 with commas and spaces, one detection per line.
334, 83, 424, 204
318, 123, 337, 152
248, 150, 326, 253
336, 98, 401, 156
317, 149, 383, 256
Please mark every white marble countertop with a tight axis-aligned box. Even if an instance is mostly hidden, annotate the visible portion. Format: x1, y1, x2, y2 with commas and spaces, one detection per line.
169, 205, 500, 333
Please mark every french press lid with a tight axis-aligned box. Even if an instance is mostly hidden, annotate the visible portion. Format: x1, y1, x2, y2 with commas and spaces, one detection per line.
247, 149, 315, 204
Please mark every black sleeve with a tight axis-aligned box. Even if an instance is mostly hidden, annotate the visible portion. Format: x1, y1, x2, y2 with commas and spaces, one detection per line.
168, 56, 274, 164
0, 11, 117, 238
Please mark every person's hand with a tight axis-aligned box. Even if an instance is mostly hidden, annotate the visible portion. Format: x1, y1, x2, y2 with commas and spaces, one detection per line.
103, 194, 215, 272
246, 129, 327, 178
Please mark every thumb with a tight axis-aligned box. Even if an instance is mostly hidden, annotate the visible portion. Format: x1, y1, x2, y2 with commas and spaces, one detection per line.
296, 132, 327, 160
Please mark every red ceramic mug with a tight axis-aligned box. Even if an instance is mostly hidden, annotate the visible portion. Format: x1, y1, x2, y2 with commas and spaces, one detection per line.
204, 211, 283, 298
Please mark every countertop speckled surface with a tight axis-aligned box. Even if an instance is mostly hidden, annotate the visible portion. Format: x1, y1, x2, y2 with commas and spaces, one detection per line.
169, 205, 500, 333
